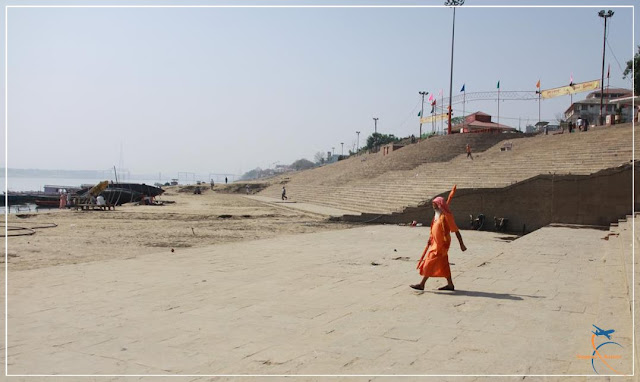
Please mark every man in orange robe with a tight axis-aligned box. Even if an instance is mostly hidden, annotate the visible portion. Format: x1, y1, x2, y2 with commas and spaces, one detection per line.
411, 196, 467, 291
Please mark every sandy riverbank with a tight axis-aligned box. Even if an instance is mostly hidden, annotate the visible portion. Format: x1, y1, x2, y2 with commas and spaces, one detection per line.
4, 187, 355, 271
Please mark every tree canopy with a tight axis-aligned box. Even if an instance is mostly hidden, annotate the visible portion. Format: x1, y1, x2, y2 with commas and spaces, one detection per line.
365, 133, 401, 150
290, 158, 315, 171
623, 45, 639, 95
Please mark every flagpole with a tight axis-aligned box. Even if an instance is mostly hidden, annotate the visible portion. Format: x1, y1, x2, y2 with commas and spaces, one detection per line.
463, 89, 465, 123
538, 90, 541, 124
497, 81, 500, 127
432, 105, 435, 134
419, 91, 427, 140
440, 89, 444, 131
570, 73, 574, 106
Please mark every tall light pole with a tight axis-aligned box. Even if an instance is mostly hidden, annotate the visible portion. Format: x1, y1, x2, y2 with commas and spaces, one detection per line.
373, 117, 379, 134
598, 9, 614, 126
356, 131, 360, 154
419, 91, 428, 140
341, 142, 344, 156
445, 0, 464, 135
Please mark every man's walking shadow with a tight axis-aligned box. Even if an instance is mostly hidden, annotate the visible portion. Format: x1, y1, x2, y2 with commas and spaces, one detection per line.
423, 289, 545, 301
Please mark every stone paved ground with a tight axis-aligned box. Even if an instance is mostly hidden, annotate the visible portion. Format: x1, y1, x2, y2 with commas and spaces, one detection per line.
2, 213, 636, 381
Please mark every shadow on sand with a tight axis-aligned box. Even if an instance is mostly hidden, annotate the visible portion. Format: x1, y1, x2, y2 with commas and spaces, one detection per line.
427, 289, 544, 301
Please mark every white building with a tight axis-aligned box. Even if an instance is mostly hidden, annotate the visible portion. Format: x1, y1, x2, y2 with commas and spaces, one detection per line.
564, 88, 633, 125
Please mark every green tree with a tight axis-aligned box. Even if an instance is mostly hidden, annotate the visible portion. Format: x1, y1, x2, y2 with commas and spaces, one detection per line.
290, 158, 315, 171
623, 45, 639, 95
365, 133, 400, 150
450, 116, 465, 125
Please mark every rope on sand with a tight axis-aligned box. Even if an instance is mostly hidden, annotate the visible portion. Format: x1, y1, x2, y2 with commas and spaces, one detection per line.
2, 223, 58, 236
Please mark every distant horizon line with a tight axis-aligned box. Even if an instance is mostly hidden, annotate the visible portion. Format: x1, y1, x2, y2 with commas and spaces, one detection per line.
2, 168, 240, 179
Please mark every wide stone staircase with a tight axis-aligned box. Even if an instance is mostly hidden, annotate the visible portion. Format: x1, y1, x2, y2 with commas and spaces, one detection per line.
260, 124, 633, 215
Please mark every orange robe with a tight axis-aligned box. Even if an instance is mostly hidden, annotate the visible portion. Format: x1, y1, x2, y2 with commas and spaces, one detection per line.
417, 212, 459, 278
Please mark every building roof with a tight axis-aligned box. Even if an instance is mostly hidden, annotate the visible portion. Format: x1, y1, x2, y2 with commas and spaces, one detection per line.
564, 94, 636, 114
587, 88, 633, 97
452, 121, 516, 133
466, 121, 516, 130
452, 110, 517, 133
608, 95, 639, 105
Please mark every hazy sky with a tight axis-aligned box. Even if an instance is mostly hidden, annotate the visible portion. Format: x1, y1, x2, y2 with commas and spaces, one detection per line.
3, 0, 638, 177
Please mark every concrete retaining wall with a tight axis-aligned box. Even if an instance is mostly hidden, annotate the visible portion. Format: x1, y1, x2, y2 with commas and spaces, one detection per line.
343, 163, 637, 234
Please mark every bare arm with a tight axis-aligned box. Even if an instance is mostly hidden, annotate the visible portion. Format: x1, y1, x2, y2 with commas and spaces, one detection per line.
455, 231, 467, 252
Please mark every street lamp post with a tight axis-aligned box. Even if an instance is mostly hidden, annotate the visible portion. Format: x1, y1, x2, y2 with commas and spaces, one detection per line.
373, 117, 379, 134
598, 9, 614, 126
341, 142, 344, 156
445, 0, 464, 135
419, 91, 428, 140
356, 131, 360, 154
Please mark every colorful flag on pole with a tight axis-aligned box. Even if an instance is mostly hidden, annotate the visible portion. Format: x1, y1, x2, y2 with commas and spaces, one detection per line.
536, 79, 540, 89
428, 94, 434, 102
570, 73, 573, 85
418, 110, 421, 117
460, 84, 465, 92
438, 89, 443, 97
497, 80, 500, 89
607, 64, 610, 79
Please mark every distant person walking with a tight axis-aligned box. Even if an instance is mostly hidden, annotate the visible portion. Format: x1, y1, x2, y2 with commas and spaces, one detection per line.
59, 193, 67, 209
281, 186, 288, 200
210, 179, 214, 190
225, 177, 228, 184
246, 185, 250, 195
411, 196, 467, 291
465, 144, 473, 160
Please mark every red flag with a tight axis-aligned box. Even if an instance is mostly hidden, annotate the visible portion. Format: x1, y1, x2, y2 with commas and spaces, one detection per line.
536, 79, 540, 89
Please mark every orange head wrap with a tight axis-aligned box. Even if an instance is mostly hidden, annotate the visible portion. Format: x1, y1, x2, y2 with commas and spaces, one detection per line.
432, 196, 451, 215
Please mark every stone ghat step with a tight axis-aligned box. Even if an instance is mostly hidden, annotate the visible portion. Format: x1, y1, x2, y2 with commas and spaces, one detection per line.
280, 151, 632, 188
268, 184, 501, 199
285, 195, 422, 205
289, 195, 427, 208
270, 179, 546, 198
278, 188, 490, 201
285, 199, 399, 214
259, 126, 634, 214
287, 156, 631, 185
